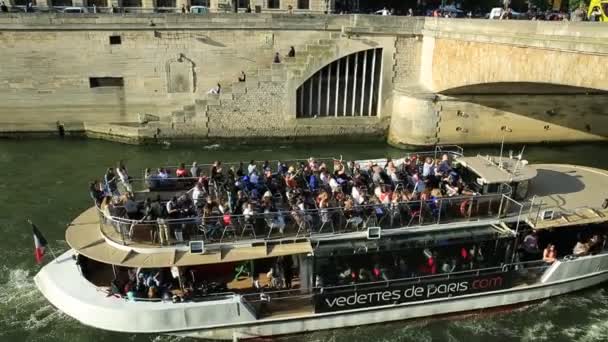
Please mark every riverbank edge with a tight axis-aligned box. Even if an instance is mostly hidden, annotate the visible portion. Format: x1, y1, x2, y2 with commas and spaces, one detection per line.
0, 123, 388, 146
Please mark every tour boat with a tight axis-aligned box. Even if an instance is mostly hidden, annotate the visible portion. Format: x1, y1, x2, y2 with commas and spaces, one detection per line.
34, 146, 608, 340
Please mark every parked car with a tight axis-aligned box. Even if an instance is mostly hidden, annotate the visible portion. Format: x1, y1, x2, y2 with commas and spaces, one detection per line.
62, 6, 86, 13
190, 6, 209, 14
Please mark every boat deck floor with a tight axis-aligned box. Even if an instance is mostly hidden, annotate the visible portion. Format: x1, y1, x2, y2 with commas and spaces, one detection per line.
526, 164, 608, 229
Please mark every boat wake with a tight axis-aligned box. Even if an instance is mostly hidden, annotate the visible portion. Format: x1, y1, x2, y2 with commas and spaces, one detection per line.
0, 267, 65, 338
203, 144, 221, 150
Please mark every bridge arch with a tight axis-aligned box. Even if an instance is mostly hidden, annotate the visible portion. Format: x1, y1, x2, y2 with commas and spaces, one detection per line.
426, 38, 608, 93
296, 48, 383, 118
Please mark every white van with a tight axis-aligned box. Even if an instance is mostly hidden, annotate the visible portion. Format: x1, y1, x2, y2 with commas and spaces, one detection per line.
488, 7, 503, 19
63, 6, 86, 13
190, 6, 209, 14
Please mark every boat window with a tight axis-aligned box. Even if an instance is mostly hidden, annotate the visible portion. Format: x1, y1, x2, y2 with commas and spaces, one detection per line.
514, 180, 529, 200
314, 240, 513, 288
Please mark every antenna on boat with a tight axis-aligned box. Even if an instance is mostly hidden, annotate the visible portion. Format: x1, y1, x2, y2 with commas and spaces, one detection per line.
498, 134, 506, 169
512, 145, 527, 175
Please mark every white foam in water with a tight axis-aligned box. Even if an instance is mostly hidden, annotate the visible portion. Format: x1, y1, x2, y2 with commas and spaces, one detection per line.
0, 267, 63, 333
151, 335, 189, 342
575, 320, 608, 342
521, 321, 555, 341
203, 144, 221, 150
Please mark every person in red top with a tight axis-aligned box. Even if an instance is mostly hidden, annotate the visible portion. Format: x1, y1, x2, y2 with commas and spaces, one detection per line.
176, 163, 189, 178
427, 255, 437, 275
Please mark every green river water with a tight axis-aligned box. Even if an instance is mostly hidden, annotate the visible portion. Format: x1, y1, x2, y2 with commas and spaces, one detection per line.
2, 138, 608, 342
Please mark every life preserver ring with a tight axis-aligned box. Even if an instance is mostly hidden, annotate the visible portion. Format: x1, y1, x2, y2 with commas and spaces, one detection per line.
460, 199, 477, 217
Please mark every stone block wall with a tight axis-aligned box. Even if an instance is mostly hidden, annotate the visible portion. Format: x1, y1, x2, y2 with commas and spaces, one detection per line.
207, 80, 290, 138
392, 36, 421, 91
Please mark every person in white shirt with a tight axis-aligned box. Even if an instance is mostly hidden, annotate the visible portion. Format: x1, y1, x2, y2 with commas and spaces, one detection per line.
116, 163, 132, 193
422, 157, 434, 178
352, 186, 365, 205
166, 196, 179, 218
243, 203, 255, 223
247, 160, 257, 175
319, 170, 330, 185
329, 176, 340, 193
190, 183, 205, 207
376, 7, 389, 16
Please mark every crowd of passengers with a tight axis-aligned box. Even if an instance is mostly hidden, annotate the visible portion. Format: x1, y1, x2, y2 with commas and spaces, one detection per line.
100, 255, 297, 301
315, 244, 491, 287
106, 266, 231, 302
90, 154, 481, 242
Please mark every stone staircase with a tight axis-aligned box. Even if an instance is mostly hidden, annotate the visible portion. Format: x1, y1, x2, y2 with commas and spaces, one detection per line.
168, 32, 343, 137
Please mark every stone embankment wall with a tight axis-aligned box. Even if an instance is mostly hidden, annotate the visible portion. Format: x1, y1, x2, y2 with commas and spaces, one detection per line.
0, 14, 606, 146
0, 14, 417, 142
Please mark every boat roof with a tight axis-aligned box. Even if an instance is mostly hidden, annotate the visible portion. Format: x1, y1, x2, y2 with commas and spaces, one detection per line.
525, 164, 608, 230
67, 208, 312, 268
455, 155, 537, 184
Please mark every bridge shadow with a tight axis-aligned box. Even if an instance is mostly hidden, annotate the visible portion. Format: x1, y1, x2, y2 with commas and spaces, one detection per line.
528, 168, 585, 197
439, 82, 608, 137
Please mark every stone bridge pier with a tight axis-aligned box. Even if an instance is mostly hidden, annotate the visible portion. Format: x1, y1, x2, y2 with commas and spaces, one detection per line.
389, 19, 608, 147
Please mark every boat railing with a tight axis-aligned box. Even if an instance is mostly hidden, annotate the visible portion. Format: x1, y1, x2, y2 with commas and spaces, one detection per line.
117, 146, 465, 193
96, 188, 516, 247
125, 291, 237, 303
147, 157, 342, 171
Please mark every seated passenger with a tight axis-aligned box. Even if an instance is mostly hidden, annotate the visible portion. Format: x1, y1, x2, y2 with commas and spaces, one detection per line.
522, 231, 540, 260
372, 264, 389, 281
573, 239, 590, 256
247, 160, 257, 175
190, 182, 206, 208
243, 202, 255, 223
124, 193, 140, 219
358, 268, 373, 282
422, 157, 434, 178
176, 163, 189, 178
589, 234, 604, 254
436, 154, 452, 176
543, 243, 557, 264
89, 180, 104, 205
166, 196, 180, 219
190, 162, 201, 177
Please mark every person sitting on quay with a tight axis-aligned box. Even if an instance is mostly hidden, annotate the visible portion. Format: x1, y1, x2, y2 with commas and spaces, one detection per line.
287, 46, 296, 58
208, 83, 221, 95
238, 71, 246, 82
273, 52, 281, 64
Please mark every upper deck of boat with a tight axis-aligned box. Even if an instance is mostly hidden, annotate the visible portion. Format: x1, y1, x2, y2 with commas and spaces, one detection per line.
67, 162, 608, 268
526, 164, 608, 229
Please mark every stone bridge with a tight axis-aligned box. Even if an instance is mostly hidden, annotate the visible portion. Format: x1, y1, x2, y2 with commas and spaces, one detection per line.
0, 14, 606, 145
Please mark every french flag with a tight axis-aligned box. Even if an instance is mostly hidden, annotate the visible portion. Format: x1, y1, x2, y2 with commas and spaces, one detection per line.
32, 223, 48, 264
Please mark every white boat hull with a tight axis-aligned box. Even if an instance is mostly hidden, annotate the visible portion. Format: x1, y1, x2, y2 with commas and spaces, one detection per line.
35, 250, 608, 340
